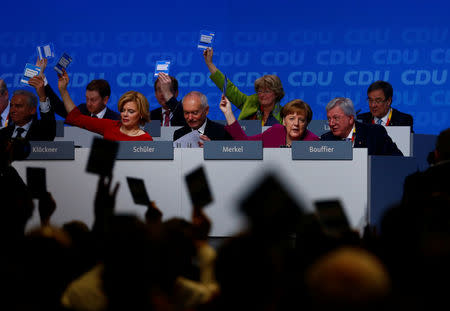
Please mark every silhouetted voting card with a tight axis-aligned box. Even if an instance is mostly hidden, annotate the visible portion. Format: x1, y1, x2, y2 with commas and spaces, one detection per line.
86, 137, 118, 176
26, 167, 47, 198
126, 177, 151, 205
314, 199, 350, 234
185, 166, 213, 208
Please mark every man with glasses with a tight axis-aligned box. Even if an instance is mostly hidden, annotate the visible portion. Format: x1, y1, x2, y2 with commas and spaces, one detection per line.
357, 80, 414, 132
321, 97, 402, 156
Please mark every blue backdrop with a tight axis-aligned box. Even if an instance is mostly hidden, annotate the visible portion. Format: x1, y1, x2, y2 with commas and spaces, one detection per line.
2, 0, 449, 134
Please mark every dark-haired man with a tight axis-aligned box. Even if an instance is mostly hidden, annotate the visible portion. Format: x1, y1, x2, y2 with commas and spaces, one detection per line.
45, 78, 120, 120
357, 80, 413, 132
150, 73, 186, 126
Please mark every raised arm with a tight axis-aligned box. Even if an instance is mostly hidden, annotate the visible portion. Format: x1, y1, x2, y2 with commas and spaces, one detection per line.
219, 95, 236, 125
57, 69, 76, 114
203, 48, 218, 76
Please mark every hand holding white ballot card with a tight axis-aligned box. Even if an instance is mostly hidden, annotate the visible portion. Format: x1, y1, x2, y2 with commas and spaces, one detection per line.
37, 43, 55, 60
154, 60, 170, 77
197, 30, 215, 50
185, 166, 213, 208
54, 53, 72, 75
86, 137, 119, 176
21, 64, 41, 85
126, 177, 151, 205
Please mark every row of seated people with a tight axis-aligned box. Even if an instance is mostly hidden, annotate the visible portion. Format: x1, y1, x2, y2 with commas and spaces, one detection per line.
1, 51, 413, 155
1, 128, 449, 311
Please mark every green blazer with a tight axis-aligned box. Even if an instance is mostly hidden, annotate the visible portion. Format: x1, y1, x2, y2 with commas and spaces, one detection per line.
210, 70, 283, 124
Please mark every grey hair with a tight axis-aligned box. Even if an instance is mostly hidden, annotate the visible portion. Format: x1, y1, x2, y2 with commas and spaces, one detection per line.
12, 90, 38, 108
182, 91, 208, 109
325, 97, 355, 118
0, 78, 7, 95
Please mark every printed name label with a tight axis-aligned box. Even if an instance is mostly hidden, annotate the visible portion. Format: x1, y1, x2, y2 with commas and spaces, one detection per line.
292, 141, 352, 160
117, 141, 173, 159
204, 141, 263, 160
26, 141, 74, 160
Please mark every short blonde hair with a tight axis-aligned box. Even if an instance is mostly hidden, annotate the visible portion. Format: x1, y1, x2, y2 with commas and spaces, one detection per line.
117, 91, 150, 126
281, 99, 313, 124
254, 75, 285, 103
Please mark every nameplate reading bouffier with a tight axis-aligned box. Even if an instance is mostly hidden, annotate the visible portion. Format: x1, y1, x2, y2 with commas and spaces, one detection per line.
117, 141, 173, 160
204, 141, 263, 160
26, 141, 74, 160
292, 141, 353, 160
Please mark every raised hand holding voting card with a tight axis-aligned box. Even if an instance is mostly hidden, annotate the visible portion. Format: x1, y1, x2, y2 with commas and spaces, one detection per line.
54, 53, 72, 75
197, 30, 215, 50
21, 64, 41, 86
154, 60, 171, 77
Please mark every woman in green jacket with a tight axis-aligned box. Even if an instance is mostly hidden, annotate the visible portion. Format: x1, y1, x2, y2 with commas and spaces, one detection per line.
203, 48, 284, 126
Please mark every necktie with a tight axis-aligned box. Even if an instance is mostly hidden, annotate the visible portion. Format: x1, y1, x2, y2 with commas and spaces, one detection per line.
91, 115, 98, 118
163, 110, 170, 126
376, 119, 382, 125
16, 127, 25, 138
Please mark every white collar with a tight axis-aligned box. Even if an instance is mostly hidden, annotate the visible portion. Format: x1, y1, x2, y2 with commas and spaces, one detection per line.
92, 106, 107, 119
374, 108, 392, 126
193, 119, 207, 135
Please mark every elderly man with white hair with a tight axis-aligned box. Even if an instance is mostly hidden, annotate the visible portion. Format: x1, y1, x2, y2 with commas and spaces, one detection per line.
320, 97, 402, 156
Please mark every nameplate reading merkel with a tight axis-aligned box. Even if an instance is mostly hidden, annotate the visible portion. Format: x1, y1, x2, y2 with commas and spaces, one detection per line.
292, 141, 352, 160
27, 141, 74, 160
117, 141, 173, 160
204, 141, 263, 160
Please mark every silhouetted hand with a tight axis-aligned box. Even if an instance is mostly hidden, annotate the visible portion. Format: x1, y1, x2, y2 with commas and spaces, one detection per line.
38, 191, 56, 226
145, 201, 163, 225
192, 205, 211, 241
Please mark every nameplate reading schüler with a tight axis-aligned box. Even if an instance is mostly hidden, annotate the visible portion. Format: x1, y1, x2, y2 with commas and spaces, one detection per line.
26, 141, 74, 160
204, 141, 263, 160
291, 141, 353, 160
116, 141, 173, 160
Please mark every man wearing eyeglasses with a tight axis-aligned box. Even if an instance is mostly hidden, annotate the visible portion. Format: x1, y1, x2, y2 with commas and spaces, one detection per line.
321, 97, 402, 156
357, 80, 414, 132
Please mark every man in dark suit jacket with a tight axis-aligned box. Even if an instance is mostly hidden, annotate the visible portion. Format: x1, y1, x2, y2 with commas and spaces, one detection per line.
45, 78, 120, 120
173, 91, 231, 143
150, 73, 187, 127
357, 80, 414, 132
402, 128, 450, 207
0, 89, 56, 141
321, 97, 402, 156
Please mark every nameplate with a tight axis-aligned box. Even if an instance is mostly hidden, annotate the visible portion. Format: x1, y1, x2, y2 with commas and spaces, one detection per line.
307, 120, 330, 136
55, 120, 65, 137
204, 141, 263, 160
292, 141, 352, 160
214, 120, 262, 136
143, 122, 161, 137
116, 141, 173, 160
26, 141, 74, 160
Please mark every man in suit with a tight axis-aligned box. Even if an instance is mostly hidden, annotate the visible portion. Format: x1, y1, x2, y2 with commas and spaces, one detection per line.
357, 80, 414, 132
150, 73, 187, 126
321, 97, 402, 156
0, 78, 10, 129
402, 128, 450, 207
173, 91, 231, 144
45, 78, 120, 120
0, 87, 56, 141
